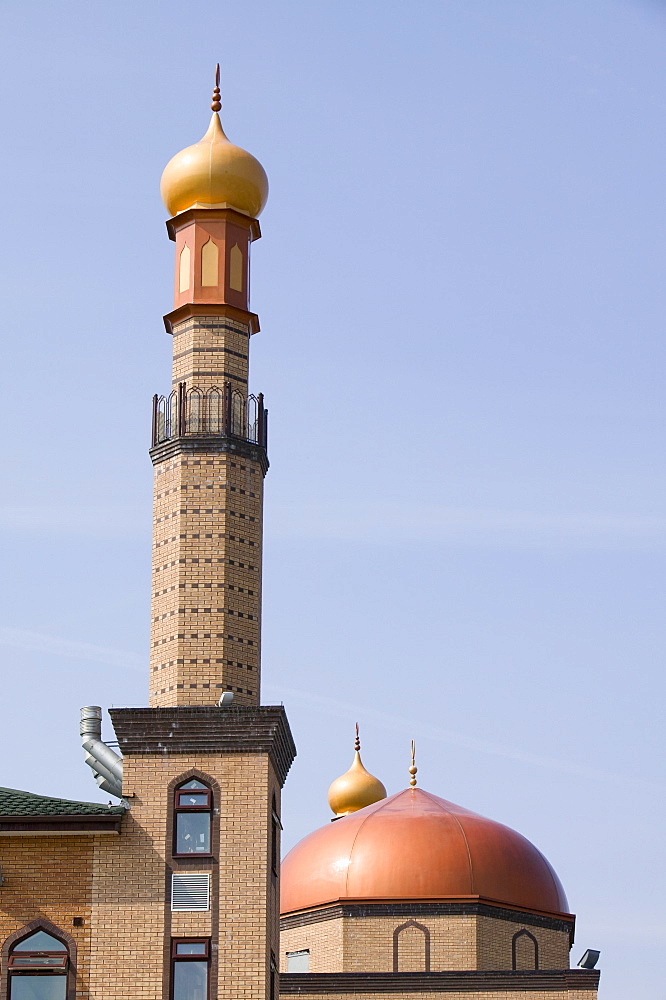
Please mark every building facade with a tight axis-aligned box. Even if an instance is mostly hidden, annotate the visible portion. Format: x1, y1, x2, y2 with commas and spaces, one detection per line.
0, 77, 599, 1000
279, 746, 600, 999
0, 77, 295, 1000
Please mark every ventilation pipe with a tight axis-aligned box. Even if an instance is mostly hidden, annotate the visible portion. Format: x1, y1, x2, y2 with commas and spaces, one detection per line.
80, 706, 123, 799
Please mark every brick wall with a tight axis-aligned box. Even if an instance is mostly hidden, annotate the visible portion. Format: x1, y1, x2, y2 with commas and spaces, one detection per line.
0, 835, 93, 997
476, 915, 569, 971
86, 751, 279, 1000
0, 749, 282, 1000
171, 315, 250, 390
150, 447, 264, 706
281, 910, 571, 974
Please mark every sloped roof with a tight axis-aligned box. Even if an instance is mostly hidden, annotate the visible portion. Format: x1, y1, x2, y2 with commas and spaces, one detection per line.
0, 786, 125, 817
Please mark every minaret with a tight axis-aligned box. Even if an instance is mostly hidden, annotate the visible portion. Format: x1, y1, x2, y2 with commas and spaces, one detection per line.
92, 75, 295, 1000
151, 68, 269, 707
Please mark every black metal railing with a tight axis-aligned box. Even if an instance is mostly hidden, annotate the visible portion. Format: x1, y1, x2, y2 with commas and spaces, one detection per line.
152, 383, 268, 449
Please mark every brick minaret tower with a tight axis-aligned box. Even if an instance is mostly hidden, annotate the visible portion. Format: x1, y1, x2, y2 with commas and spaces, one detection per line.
150, 68, 270, 708
85, 75, 295, 1000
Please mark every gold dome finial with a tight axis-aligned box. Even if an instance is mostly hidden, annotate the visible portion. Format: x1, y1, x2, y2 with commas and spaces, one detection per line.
160, 69, 269, 219
211, 63, 221, 113
327, 725, 387, 818
409, 740, 417, 787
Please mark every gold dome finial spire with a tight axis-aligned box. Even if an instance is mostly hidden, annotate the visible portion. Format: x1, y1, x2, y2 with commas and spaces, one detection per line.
409, 740, 418, 787
160, 66, 269, 218
211, 63, 221, 113
327, 724, 387, 818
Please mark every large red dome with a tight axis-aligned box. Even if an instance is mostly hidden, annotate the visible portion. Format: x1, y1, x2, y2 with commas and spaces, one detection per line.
281, 787, 569, 916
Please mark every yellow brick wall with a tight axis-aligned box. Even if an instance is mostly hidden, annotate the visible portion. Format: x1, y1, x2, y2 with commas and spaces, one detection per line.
85, 752, 279, 1000
150, 449, 264, 706
345, 915, 477, 972
281, 911, 571, 974
0, 835, 94, 995
281, 918, 345, 972
171, 315, 251, 391
476, 915, 570, 971
0, 750, 281, 1000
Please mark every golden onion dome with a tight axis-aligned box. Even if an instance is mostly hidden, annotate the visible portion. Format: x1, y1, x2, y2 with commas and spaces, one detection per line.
160, 70, 268, 219
327, 727, 387, 818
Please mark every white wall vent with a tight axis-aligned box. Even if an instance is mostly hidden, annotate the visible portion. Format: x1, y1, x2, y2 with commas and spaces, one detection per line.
171, 872, 210, 911
287, 950, 310, 973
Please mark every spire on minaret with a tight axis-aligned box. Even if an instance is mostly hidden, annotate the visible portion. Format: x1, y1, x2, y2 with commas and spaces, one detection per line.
211, 63, 222, 112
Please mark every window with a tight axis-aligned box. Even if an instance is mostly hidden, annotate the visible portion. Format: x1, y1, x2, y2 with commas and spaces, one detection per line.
174, 779, 212, 856
8, 930, 68, 999
286, 950, 309, 973
171, 939, 209, 1000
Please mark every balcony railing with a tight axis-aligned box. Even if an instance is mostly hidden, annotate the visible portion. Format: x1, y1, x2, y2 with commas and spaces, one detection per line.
152, 383, 268, 449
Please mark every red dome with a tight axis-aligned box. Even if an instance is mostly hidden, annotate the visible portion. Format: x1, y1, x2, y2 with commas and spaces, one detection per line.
281, 788, 569, 916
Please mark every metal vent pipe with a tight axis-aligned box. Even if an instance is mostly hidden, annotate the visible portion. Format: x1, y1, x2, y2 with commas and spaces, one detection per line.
80, 706, 123, 799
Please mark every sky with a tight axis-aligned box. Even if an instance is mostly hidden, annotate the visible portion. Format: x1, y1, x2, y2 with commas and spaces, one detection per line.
0, 1, 664, 996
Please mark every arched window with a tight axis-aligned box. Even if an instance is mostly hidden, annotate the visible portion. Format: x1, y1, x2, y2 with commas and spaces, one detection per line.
174, 779, 212, 856
8, 929, 69, 998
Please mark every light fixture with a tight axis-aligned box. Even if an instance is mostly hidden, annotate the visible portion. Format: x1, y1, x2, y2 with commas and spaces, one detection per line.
577, 949, 600, 970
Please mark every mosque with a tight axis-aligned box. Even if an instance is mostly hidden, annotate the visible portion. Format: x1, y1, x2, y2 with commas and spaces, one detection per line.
0, 74, 600, 1000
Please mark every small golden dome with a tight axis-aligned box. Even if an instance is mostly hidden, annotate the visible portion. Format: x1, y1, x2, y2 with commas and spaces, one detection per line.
327, 726, 387, 817
160, 109, 268, 219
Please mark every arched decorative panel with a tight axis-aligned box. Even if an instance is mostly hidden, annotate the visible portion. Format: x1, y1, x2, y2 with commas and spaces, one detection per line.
393, 919, 430, 972
512, 928, 539, 970
201, 239, 219, 287
179, 244, 191, 292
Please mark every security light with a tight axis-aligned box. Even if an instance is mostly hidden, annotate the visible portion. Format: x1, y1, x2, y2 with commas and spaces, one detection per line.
577, 949, 600, 969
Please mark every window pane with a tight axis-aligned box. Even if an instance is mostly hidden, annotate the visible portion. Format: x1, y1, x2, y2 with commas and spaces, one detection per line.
178, 792, 209, 807
10, 976, 67, 1000
11, 956, 67, 968
180, 780, 207, 790
173, 960, 208, 1000
175, 942, 207, 955
176, 812, 210, 854
14, 932, 66, 952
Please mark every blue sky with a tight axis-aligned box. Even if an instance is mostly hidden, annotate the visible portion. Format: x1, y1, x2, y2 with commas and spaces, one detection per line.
0, 2, 664, 996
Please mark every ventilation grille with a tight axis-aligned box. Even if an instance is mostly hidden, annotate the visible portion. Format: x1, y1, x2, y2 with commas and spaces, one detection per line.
171, 872, 210, 911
